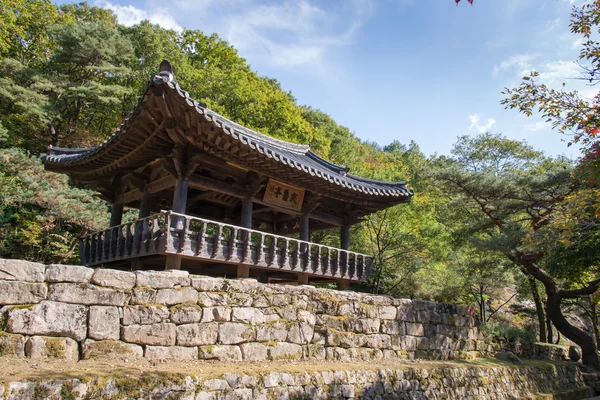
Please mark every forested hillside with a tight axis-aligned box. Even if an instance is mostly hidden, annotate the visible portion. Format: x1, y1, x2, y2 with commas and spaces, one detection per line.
2, 0, 600, 366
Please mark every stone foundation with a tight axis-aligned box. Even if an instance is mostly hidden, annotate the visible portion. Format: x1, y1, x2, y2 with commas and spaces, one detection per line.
0, 259, 488, 362
0, 363, 592, 400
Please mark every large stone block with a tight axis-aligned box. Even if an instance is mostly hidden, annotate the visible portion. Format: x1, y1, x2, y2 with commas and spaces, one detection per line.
0, 332, 26, 357
7, 301, 87, 341
25, 336, 78, 360
219, 322, 255, 344
240, 342, 268, 361
121, 323, 176, 346
231, 307, 264, 324
326, 329, 365, 348
0, 259, 45, 282
170, 304, 203, 324
122, 305, 169, 325
0, 281, 47, 304
381, 320, 405, 335
82, 339, 143, 360
199, 344, 242, 361
45, 264, 93, 283
198, 292, 228, 307
256, 321, 288, 342
379, 306, 397, 320
363, 334, 391, 349
190, 276, 226, 292
177, 323, 218, 346
201, 307, 231, 322
268, 342, 302, 360
287, 322, 314, 345
145, 345, 198, 360
155, 287, 198, 305
136, 270, 190, 289
48, 283, 130, 306
405, 322, 425, 337
92, 269, 136, 290
89, 306, 120, 340
130, 287, 157, 305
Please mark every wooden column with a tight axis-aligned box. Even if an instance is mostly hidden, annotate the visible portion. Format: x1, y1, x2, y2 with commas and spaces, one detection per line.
237, 197, 253, 278
299, 213, 310, 283
300, 213, 310, 242
340, 224, 350, 250
167, 178, 188, 270
171, 178, 189, 228
110, 203, 124, 227
132, 188, 152, 271
138, 190, 151, 219
338, 223, 351, 291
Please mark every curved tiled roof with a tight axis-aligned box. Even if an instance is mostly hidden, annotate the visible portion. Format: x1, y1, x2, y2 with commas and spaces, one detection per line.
45, 62, 413, 202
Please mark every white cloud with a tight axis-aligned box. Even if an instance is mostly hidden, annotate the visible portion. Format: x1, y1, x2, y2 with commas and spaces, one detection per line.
95, 1, 183, 31
492, 54, 537, 78
219, 1, 363, 67
537, 60, 581, 85
525, 121, 550, 132
468, 114, 496, 133
96, 0, 368, 69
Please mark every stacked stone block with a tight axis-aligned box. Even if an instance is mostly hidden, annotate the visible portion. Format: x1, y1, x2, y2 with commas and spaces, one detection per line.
0, 258, 487, 362
0, 364, 591, 399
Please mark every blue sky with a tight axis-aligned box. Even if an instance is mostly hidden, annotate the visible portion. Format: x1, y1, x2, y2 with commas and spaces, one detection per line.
75, 0, 592, 158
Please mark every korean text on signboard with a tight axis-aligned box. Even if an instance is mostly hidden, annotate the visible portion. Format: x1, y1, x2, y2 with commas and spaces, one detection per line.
263, 179, 305, 212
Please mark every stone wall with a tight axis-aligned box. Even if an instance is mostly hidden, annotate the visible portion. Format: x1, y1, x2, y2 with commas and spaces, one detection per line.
0, 364, 592, 400
0, 259, 486, 362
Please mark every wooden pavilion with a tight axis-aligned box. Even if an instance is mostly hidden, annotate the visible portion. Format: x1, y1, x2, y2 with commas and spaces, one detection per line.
44, 61, 413, 287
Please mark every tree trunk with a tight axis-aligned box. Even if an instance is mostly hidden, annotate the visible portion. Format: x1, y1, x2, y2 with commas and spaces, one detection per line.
546, 291, 600, 369
546, 303, 554, 344
519, 256, 600, 369
528, 275, 548, 343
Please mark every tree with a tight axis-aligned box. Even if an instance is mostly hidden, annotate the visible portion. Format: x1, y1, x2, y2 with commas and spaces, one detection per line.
434, 133, 577, 347
0, 148, 108, 263
501, 1, 600, 182
501, 0, 600, 368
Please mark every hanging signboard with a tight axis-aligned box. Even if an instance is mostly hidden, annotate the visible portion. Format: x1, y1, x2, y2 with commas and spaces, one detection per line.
263, 179, 305, 212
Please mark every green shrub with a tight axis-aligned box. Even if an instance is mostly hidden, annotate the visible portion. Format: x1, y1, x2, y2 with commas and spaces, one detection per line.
481, 321, 536, 347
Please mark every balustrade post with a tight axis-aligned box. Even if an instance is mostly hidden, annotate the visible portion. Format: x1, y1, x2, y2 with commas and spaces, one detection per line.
197, 221, 207, 256
213, 224, 223, 257
257, 233, 264, 265
228, 228, 238, 261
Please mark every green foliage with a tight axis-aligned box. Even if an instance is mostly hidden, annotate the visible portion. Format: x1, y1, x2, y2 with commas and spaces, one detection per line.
481, 321, 537, 347
0, 148, 108, 263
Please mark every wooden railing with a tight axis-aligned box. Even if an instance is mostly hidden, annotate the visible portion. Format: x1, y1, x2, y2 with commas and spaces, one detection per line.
80, 211, 373, 281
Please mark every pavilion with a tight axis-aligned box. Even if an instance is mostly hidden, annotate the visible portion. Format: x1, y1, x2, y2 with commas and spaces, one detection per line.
44, 61, 413, 287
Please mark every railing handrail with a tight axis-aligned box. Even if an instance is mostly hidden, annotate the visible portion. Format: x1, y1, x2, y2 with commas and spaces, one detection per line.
81, 212, 170, 240
166, 211, 372, 259
82, 211, 372, 259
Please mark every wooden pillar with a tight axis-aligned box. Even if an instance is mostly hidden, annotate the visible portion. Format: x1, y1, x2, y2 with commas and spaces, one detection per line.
237, 197, 253, 278
109, 203, 124, 258
338, 279, 351, 291
171, 178, 189, 229
138, 190, 151, 219
298, 273, 309, 285
340, 224, 350, 250
299, 213, 310, 282
300, 213, 310, 242
165, 178, 188, 270
110, 203, 124, 227
338, 223, 351, 290
133, 189, 151, 269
